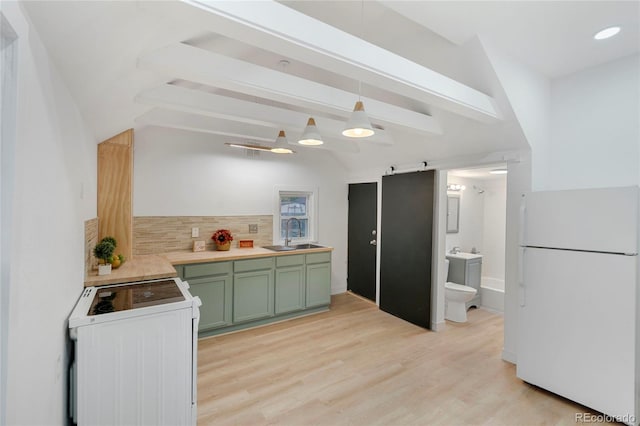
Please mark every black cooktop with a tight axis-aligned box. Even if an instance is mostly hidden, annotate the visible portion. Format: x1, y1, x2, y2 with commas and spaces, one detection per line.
89, 279, 185, 316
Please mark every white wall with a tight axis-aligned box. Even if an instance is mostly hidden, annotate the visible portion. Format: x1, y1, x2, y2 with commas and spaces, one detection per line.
548, 54, 640, 190
133, 126, 349, 294
445, 175, 506, 288
445, 177, 485, 254
3, 2, 97, 424
480, 37, 551, 191
481, 178, 507, 289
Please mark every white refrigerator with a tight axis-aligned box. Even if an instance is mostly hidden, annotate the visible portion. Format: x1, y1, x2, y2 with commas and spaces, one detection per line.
518, 186, 639, 425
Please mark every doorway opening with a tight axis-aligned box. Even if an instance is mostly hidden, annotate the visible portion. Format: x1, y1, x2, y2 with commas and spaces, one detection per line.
440, 164, 508, 323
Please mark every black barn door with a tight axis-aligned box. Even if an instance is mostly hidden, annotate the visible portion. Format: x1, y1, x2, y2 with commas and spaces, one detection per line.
347, 183, 377, 301
380, 171, 435, 329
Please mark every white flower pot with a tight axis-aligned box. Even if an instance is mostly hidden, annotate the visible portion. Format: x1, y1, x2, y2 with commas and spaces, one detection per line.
98, 264, 112, 276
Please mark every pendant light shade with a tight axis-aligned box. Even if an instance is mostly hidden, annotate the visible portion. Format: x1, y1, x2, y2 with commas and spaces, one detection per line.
342, 101, 375, 138
271, 130, 294, 154
298, 118, 323, 145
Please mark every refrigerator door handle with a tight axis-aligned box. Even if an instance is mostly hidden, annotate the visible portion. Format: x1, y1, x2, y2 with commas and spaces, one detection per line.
519, 247, 526, 307
518, 195, 526, 246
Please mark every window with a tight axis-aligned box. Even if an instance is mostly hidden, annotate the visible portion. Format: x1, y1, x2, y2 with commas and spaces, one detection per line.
274, 187, 318, 244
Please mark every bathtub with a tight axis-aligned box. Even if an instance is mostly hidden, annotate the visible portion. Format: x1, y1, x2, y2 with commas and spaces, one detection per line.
480, 277, 504, 313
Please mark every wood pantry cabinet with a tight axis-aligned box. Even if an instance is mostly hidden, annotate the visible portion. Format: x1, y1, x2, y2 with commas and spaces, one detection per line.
176, 251, 332, 337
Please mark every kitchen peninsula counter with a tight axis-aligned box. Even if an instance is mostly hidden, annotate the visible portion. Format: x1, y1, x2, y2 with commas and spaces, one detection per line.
84, 254, 177, 287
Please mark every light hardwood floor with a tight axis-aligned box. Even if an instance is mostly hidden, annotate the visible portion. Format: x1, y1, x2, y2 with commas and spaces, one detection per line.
198, 293, 614, 425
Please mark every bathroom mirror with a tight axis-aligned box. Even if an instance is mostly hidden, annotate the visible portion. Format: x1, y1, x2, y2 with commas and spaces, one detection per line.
447, 195, 460, 233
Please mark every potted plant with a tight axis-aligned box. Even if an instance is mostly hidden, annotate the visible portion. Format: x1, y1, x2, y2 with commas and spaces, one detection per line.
212, 229, 233, 251
94, 238, 116, 275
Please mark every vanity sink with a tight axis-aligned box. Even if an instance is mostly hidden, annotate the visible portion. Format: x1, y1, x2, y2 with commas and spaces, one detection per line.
263, 244, 326, 252
446, 252, 483, 260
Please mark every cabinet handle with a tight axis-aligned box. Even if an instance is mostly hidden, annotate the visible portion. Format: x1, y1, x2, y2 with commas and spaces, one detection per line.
369, 240, 377, 246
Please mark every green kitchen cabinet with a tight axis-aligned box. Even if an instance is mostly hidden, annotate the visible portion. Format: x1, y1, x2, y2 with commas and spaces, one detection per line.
175, 251, 331, 336
305, 252, 331, 308
275, 254, 305, 315
233, 258, 275, 323
188, 275, 232, 331
180, 261, 233, 331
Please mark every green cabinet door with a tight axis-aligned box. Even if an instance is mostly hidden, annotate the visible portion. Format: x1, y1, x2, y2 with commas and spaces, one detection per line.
305, 263, 331, 308
188, 275, 232, 331
233, 270, 275, 323
275, 265, 305, 314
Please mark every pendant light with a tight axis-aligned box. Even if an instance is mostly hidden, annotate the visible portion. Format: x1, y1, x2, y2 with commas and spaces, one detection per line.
271, 130, 294, 154
342, 0, 375, 139
343, 99, 375, 138
298, 118, 323, 145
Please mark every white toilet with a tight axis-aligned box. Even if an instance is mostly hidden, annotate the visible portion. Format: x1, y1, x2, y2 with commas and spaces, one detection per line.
444, 259, 477, 323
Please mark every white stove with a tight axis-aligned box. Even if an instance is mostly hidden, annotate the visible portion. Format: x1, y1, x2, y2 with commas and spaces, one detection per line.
68, 277, 201, 426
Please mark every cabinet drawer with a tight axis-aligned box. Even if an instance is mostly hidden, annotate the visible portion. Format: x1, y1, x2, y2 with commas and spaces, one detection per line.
276, 254, 304, 268
183, 261, 232, 279
234, 257, 274, 272
306, 252, 331, 264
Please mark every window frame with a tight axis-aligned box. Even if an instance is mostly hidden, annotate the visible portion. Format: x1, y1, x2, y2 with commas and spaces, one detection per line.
273, 186, 319, 244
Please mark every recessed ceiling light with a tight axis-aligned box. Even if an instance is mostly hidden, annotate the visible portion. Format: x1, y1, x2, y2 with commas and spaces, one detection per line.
489, 169, 508, 175
594, 26, 621, 40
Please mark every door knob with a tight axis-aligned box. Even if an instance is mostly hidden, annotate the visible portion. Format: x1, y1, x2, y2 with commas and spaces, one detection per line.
370, 239, 377, 246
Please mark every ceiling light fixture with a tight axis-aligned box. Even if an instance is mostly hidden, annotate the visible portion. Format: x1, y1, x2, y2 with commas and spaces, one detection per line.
342, 0, 375, 139
489, 168, 508, 175
594, 26, 621, 40
447, 184, 466, 191
298, 117, 323, 145
343, 100, 375, 138
225, 142, 273, 153
271, 130, 294, 154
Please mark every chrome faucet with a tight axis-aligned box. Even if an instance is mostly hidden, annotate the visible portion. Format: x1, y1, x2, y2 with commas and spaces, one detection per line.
284, 217, 302, 247
450, 246, 461, 254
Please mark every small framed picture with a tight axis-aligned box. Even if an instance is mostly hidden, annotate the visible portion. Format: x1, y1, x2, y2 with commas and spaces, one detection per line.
239, 239, 254, 248
193, 240, 206, 252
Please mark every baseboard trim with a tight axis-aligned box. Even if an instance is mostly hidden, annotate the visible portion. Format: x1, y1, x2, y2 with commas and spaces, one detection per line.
502, 349, 516, 364
431, 321, 446, 332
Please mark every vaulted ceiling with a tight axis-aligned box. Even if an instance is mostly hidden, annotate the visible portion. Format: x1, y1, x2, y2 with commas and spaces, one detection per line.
23, 1, 639, 172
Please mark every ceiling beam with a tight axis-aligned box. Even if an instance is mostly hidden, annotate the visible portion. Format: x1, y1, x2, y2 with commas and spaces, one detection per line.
135, 84, 394, 145
134, 108, 361, 153
137, 43, 441, 136
182, 0, 502, 123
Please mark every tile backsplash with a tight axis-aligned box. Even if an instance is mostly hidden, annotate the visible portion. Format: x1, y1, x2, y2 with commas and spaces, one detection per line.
133, 215, 273, 255
84, 217, 98, 276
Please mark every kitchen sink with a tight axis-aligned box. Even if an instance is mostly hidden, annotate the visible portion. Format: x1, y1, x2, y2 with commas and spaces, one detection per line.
263, 243, 326, 252
291, 243, 325, 250
262, 245, 297, 252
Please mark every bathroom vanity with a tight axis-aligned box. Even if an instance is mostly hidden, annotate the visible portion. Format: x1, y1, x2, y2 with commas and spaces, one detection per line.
446, 253, 482, 309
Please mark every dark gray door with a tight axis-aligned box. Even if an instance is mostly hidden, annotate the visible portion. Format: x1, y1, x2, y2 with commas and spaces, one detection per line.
347, 183, 377, 302
380, 171, 434, 329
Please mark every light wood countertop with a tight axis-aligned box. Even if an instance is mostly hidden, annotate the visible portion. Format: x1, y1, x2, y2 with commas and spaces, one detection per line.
84, 254, 177, 287
84, 246, 333, 286
163, 246, 333, 265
